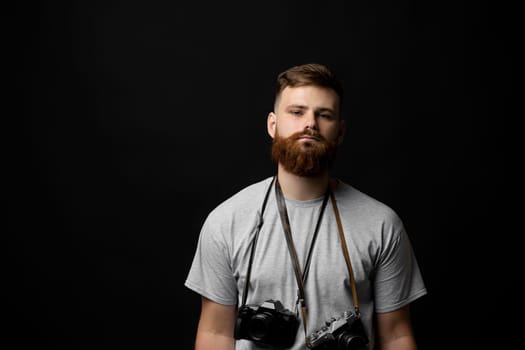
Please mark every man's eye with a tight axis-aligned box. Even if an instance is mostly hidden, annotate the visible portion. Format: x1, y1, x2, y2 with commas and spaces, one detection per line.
290, 110, 302, 116
320, 114, 333, 119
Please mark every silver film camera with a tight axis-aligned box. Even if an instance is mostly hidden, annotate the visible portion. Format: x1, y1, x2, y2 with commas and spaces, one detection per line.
306, 310, 369, 350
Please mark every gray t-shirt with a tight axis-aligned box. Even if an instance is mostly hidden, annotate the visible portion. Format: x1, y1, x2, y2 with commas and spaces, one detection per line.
185, 177, 427, 349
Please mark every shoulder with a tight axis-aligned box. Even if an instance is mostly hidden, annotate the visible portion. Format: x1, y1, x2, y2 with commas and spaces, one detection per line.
204, 176, 275, 226
333, 179, 403, 228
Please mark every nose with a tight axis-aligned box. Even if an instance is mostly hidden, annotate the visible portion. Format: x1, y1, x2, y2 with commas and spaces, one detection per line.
304, 111, 318, 131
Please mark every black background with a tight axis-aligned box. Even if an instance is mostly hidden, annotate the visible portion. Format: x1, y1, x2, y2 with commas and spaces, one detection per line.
6, 1, 513, 349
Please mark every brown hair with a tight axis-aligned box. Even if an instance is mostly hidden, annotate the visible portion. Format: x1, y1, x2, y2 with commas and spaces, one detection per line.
275, 63, 344, 103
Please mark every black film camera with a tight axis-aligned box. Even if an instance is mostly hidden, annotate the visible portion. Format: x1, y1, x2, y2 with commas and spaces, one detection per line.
306, 310, 369, 350
234, 299, 299, 348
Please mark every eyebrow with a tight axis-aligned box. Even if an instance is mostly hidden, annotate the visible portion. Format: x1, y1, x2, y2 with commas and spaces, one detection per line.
315, 107, 336, 114
285, 104, 308, 110
285, 105, 335, 113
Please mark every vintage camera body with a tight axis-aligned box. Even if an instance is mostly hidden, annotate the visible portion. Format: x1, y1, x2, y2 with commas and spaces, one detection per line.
306, 310, 369, 350
234, 299, 299, 348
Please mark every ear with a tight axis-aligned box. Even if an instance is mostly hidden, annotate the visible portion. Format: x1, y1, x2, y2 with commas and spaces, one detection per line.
267, 112, 277, 139
337, 119, 346, 145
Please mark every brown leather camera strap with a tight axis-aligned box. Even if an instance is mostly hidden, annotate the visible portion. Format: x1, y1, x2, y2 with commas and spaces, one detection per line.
243, 176, 361, 344
329, 188, 361, 316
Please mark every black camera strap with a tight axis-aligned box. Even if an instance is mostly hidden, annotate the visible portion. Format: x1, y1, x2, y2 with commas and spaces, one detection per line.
274, 177, 330, 339
239, 176, 362, 343
240, 176, 275, 307
276, 178, 363, 337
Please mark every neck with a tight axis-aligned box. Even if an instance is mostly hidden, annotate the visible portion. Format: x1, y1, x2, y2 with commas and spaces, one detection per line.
277, 164, 331, 201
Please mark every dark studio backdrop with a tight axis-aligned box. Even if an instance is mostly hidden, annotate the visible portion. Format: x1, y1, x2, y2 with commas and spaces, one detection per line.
5, 1, 513, 349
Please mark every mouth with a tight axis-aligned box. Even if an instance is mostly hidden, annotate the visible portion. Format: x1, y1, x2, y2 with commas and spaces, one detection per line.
298, 135, 320, 142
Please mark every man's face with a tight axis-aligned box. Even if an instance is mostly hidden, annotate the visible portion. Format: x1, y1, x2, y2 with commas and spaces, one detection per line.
267, 85, 345, 176
268, 85, 344, 143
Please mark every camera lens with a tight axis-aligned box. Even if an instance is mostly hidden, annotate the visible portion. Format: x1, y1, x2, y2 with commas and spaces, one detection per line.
248, 312, 272, 341
338, 333, 367, 350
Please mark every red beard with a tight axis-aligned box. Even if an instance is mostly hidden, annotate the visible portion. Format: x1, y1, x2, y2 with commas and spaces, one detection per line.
271, 129, 338, 177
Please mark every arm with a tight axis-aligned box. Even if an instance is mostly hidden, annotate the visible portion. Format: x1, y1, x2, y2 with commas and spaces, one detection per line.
375, 305, 417, 350
195, 296, 237, 350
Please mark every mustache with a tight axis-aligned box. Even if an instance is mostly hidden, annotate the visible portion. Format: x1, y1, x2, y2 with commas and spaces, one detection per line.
289, 129, 325, 142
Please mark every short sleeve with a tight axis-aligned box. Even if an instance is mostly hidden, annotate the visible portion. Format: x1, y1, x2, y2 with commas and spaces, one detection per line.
373, 215, 427, 313
184, 214, 238, 305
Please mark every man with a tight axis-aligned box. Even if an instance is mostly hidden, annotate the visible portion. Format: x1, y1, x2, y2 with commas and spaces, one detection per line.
185, 63, 427, 349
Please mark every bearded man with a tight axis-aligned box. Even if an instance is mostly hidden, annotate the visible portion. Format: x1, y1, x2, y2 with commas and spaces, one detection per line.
185, 63, 427, 350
